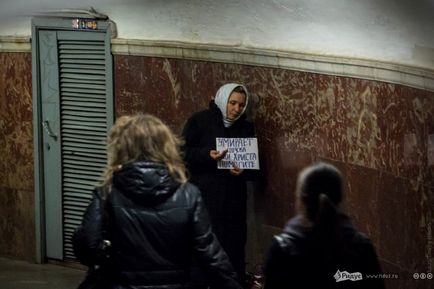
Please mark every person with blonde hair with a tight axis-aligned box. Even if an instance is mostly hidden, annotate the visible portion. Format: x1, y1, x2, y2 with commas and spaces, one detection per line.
73, 113, 242, 289
263, 162, 384, 289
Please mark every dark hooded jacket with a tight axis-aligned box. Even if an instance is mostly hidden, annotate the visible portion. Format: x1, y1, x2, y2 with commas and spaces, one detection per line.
182, 100, 255, 280
263, 215, 384, 289
73, 161, 242, 289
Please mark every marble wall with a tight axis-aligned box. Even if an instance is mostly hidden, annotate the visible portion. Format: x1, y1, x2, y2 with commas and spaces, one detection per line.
114, 55, 433, 288
0, 51, 432, 288
0, 52, 35, 261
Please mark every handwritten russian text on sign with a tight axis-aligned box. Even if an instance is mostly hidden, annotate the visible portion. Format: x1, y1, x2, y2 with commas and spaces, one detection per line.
216, 137, 260, 170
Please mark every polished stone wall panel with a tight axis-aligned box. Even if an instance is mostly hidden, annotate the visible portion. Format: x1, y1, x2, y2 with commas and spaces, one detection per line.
115, 57, 216, 131
0, 49, 431, 282
0, 52, 34, 261
115, 55, 433, 287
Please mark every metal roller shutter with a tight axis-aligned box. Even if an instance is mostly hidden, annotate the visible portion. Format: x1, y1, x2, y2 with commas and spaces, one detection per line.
58, 36, 110, 260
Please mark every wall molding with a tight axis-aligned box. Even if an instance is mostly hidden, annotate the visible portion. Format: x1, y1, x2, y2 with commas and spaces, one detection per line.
111, 39, 434, 92
0, 36, 31, 52
2, 36, 433, 92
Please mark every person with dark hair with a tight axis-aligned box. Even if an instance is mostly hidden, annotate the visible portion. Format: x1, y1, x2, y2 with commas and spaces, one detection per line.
73, 114, 242, 289
263, 162, 384, 289
182, 83, 256, 287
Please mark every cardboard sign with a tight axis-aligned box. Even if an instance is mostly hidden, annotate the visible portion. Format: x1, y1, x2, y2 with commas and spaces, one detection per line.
216, 137, 260, 170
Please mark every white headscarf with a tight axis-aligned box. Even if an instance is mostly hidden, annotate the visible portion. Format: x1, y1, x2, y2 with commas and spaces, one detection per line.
214, 83, 249, 127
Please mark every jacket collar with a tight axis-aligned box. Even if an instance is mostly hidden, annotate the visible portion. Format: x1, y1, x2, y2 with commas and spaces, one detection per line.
282, 214, 357, 241
112, 161, 179, 205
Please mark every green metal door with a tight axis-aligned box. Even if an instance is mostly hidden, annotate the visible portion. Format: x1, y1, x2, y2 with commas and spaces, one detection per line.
37, 28, 113, 260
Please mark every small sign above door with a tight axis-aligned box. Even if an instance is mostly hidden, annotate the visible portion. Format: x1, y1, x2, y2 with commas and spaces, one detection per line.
72, 19, 97, 30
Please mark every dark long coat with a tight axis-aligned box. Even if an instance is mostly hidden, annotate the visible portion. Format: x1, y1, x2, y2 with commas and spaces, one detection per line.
182, 101, 256, 280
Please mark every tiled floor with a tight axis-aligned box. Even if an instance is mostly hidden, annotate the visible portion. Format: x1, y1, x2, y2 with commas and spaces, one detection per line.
0, 257, 85, 289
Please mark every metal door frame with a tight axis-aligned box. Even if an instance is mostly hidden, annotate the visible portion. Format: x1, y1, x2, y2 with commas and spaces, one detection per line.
32, 16, 113, 263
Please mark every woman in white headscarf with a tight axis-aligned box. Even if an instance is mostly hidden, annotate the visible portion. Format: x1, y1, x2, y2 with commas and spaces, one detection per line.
182, 83, 256, 288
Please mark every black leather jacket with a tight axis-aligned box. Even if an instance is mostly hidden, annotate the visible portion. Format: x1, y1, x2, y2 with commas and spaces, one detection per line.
73, 161, 242, 289
264, 215, 384, 289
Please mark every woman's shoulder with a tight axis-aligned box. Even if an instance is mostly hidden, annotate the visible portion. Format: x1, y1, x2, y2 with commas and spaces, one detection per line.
184, 109, 210, 128
174, 182, 202, 199
184, 109, 222, 136
189, 101, 221, 121
232, 117, 255, 134
337, 215, 373, 245
243, 119, 255, 132
181, 181, 200, 192
188, 108, 216, 122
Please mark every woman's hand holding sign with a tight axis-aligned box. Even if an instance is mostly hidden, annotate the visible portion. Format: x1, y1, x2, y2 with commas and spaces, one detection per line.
210, 150, 244, 176
210, 149, 228, 161
230, 162, 244, 176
